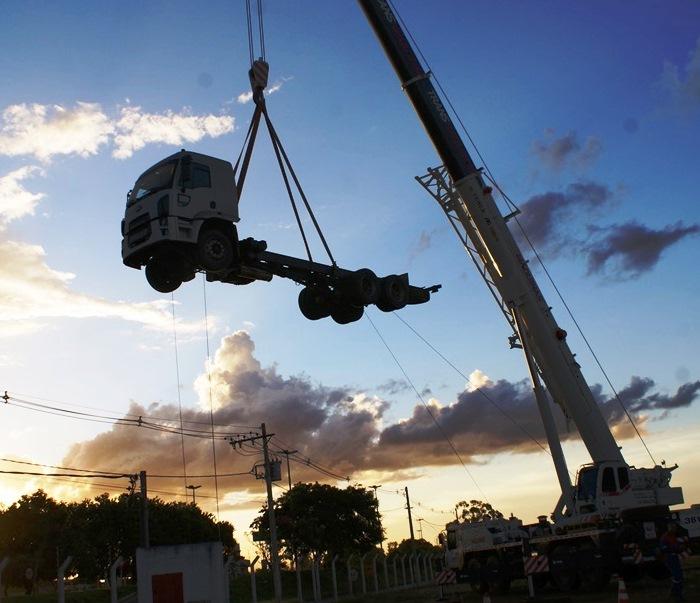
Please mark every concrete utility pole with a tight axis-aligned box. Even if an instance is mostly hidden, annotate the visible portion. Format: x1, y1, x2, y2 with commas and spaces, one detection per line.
139, 471, 149, 548
369, 484, 381, 499
279, 449, 298, 490
261, 423, 283, 603
186, 484, 202, 504
228, 425, 283, 603
416, 518, 424, 540
404, 486, 415, 541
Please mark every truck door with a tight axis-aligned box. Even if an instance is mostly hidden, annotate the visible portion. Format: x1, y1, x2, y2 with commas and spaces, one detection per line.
176, 156, 214, 219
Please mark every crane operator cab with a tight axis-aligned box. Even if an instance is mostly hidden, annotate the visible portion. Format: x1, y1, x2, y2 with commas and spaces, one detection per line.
121, 150, 239, 293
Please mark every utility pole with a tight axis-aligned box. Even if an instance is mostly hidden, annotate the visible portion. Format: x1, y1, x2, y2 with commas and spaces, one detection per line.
186, 484, 201, 504
369, 484, 381, 499
229, 425, 282, 603
139, 470, 149, 548
416, 518, 424, 540
404, 486, 415, 541
279, 449, 298, 490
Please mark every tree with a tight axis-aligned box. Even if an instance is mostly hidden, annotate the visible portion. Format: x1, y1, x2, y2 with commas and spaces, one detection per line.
388, 538, 441, 555
455, 499, 503, 523
251, 483, 383, 558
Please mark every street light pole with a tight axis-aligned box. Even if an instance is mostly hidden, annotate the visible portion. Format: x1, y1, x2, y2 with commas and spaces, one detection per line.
279, 449, 298, 490
186, 484, 201, 504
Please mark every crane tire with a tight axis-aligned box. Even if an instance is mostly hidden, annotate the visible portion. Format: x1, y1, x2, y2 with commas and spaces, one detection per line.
341, 268, 379, 305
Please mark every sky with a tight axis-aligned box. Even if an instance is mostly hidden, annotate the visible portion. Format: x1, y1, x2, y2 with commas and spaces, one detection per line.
1, 1, 699, 558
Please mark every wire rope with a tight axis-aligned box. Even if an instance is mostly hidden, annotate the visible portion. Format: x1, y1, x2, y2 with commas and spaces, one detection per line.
365, 312, 489, 503
171, 292, 189, 497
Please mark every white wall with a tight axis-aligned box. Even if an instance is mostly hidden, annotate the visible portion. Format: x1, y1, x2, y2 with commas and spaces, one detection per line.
136, 541, 227, 603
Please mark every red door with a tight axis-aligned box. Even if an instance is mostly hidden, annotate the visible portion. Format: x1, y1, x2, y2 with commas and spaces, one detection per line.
152, 572, 184, 603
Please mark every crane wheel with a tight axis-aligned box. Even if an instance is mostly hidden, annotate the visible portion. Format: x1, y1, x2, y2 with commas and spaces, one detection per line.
330, 303, 364, 325
465, 557, 484, 593
485, 554, 511, 594
341, 268, 378, 305
377, 274, 408, 311
298, 287, 332, 321
549, 544, 581, 592
197, 226, 234, 272
145, 254, 184, 293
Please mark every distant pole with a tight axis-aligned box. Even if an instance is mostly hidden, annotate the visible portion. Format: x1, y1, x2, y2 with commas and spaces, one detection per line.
261, 423, 282, 603
370, 485, 383, 549
416, 518, 424, 540
404, 487, 415, 541
139, 471, 150, 548
186, 484, 202, 504
280, 449, 298, 490
455, 505, 459, 521
369, 484, 381, 499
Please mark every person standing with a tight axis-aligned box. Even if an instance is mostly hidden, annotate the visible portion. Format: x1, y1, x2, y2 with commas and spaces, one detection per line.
659, 522, 686, 602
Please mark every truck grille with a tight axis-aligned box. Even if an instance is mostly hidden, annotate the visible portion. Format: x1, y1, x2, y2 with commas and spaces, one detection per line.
127, 214, 152, 247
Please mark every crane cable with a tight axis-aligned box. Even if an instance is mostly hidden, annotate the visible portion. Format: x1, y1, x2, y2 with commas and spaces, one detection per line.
171, 292, 189, 497
364, 311, 491, 504
388, 0, 655, 466
202, 276, 222, 531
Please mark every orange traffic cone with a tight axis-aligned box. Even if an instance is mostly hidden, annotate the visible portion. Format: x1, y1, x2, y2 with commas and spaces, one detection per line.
617, 575, 629, 602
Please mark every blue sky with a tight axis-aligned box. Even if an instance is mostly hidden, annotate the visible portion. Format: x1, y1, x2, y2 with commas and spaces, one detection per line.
1, 1, 699, 553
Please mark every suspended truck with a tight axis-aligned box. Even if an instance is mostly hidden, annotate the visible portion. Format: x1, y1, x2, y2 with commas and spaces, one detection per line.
357, 0, 692, 593
121, 62, 439, 324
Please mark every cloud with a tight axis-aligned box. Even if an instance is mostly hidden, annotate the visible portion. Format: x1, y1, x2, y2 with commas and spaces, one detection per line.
659, 37, 700, 113
236, 77, 292, 104
0, 102, 113, 161
586, 221, 699, 278
532, 129, 602, 171
515, 180, 614, 250
60, 331, 699, 500
0, 166, 45, 228
112, 106, 234, 159
0, 239, 204, 337
377, 378, 410, 396
0, 102, 234, 162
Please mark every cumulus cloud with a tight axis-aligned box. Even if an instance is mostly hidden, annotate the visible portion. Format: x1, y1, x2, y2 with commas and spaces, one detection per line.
515, 180, 614, 250
532, 129, 602, 171
0, 166, 45, 228
112, 106, 234, 159
586, 221, 699, 278
0, 102, 234, 162
0, 239, 204, 337
61, 331, 699, 500
659, 37, 700, 113
0, 102, 113, 161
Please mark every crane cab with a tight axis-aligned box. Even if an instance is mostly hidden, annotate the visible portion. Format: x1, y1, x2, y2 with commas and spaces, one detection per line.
121, 150, 239, 292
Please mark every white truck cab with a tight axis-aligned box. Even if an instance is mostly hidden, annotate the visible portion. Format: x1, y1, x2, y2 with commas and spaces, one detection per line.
121, 149, 239, 292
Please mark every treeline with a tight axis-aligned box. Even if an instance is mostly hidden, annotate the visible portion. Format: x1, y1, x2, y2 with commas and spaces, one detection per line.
0, 489, 236, 587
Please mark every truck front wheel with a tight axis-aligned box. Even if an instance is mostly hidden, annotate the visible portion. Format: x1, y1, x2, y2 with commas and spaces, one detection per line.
146, 254, 183, 293
197, 226, 234, 272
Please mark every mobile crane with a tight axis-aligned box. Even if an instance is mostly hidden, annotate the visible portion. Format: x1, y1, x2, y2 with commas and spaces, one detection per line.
358, 0, 689, 593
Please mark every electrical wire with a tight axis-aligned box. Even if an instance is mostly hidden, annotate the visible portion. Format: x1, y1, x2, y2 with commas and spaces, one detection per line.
365, 312, 489, 503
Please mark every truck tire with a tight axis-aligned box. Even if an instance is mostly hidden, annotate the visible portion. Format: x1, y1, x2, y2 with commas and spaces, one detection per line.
298, 287, 332, 320
376, 274, 408, 311
331, 303, 364, 325
485, 555, 511, 594
341, 268, 378, 305
145, 254, 183, 293
577, 541, 609, 591
466, 558, 484, 593
197, 226, 234, 272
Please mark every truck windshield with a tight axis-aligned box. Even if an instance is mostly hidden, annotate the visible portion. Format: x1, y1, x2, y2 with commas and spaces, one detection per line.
130, 161, 177, 205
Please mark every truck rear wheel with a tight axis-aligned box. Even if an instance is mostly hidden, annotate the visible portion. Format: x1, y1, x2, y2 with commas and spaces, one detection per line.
298, 287, 332, 320
376, 275, 408, 311
145, 254, 183, 293
485, 555, 510, 594
466, 558, 485, 593
331, 303, 364, 325
197, 226, 234, 272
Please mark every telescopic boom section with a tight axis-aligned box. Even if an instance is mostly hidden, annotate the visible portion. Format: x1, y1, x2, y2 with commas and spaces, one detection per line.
359, 0, 624, 465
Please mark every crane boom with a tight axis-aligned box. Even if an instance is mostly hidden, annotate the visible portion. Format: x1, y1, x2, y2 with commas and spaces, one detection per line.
358, 0, 624, 466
